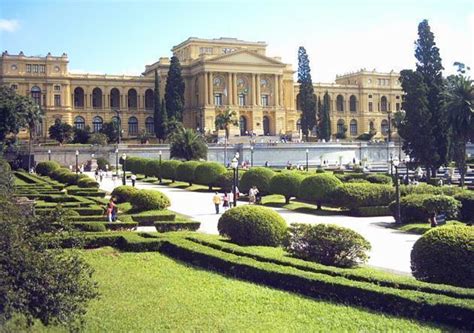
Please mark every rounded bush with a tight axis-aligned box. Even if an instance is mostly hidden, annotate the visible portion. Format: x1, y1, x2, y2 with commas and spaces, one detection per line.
176, 161, 201, 185
391, 194, 430, 224
160, 160, 181, 182
36, 161, 60, 176
285, 223, 371, 268
194, 162, 227, 189
130, 189, 170, 211
335, 173, 366, 182
400, 183, 465, 197
298, 174, 342, 209
77, 177, 99, 188
217, 205, 287, 246
365, 173, 392, 185
50, 168, 70, 182
239, 167, 276, 195
269, 171, 304, 204
315, 168, 326, 173
331, 183, 395, 210
111, 185, 138, 203
144, 159, 160, 178
422, 195, 460, 220
411, 225, 474, 287
96, 157, 109, 171
454, 191, 474, 223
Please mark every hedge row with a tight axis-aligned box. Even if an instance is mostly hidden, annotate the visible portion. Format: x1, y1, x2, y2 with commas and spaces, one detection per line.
154, 221, 201, 232
110, 186, 170, 212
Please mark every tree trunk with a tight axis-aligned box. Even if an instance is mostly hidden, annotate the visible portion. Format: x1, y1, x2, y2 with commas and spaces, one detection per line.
285, 196, 290, 204
316, 201, 321, 210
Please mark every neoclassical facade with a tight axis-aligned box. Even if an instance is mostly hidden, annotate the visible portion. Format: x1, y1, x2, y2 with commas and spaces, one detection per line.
0, 37, 402, 140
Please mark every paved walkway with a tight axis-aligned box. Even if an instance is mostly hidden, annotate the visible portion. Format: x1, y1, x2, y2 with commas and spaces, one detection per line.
92, 173, 419, 275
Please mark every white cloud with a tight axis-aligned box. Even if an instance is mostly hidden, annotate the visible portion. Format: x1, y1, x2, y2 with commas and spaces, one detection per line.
0, 19, 19, 32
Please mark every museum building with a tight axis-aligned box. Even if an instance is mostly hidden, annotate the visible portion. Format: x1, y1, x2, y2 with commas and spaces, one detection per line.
0, 37, 402, 140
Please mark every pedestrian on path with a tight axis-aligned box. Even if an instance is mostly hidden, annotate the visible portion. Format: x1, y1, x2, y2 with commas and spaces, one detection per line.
131, 174, 137, 187
106, 197, 116, 223
228, 191, 234, 208
212, 192, 221, 214
222, 192, 229, 210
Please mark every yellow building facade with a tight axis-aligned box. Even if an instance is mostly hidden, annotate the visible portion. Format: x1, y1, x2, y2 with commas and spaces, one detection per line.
0, 37, 402, 140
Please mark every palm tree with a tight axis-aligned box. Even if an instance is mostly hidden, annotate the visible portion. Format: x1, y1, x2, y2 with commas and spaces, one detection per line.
214, 108, 238, 140
169, 128, 208, 161
444, 74, 473, 187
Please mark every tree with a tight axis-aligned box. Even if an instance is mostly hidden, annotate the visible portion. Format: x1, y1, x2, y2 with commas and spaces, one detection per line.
73, 125, 90, 144
154, 70, 167, 143
165, 56, 185, 121
399, 20, 448, 177
100, 121, 119, 143
444, 72, 473, 187
48, 119, 73, 144
215, 108, 238, 140
166, 116, 183, 137
297, 47, 316, 140
0, 158, 14, 195
88, 132, 108, 145
318, 92, 331, 141
169, 128, 207, 161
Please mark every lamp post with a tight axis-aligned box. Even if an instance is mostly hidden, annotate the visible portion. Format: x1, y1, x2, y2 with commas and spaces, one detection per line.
75, 150, 79, 174
159, 150, 162, 183
392, 157, 401, 224
115, 148, 119, 177
389, 153, 393, 176
113, 109, 121, 144
305, 149, 309, 171
122, 153, 127, 185
48, 149, 51, 161
250, 146, 254, 167
231, 155, 239, 207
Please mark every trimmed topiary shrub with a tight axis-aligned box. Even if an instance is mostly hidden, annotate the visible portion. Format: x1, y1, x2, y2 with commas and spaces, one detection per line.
176, 161, 201, 185
144, 159, 160, 178
411, 225, 474, 287
130, 189, 170, 211
269, 171, 304, 204
390, 194, 430, 224
331, 183, 395, 210
50, 168, 71, 182
72, 222, 106, 232
77, 177, 99, 188
422, 195, 460, 220
298, 174, 342, 209
365, 173, 392, 184
160, 160, 181, 182
400, 183, 465, 197
335, 173, 366, 182
111, 185, 138, 203
285, 223, 371, 268
239, 167, 276, 195
454, 191, 474, 223
194, 162, 227, 190
36, 161, 60, 176
217, 205, 287, 246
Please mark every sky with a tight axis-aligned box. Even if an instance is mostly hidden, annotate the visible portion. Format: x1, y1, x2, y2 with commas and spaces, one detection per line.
1, 0, 473, 82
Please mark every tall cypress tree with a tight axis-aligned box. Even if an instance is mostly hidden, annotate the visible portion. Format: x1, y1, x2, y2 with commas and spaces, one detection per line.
153, 70, 167, 143
164, 56, 185, 122
318, 92, 331, 141
297, 47, 316, 140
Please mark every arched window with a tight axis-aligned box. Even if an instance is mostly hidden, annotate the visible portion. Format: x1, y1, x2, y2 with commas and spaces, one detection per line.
74, 116, 85, 130
92, 88, 102, 109
145, 117, 154, 134
128, 89, 137, 109
381, 96, 388, 112
336, 95, 344, 112
92, 116, 103, 133
145, 89, 154, 110
349, 95, 357, 112
239, 116, 247, 136
128, 116, 138, 136
263, 116, 270, 135
31, 86, 41, 105
381, 119, 389, 135
74, 87, 84, 108
350, 119, 358, 136
337, 119, 345, 134
110, 88, 120, 109
369, 121, 375, 131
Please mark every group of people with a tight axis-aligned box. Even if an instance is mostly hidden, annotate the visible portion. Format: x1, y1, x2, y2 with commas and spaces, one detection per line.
105, 197, 118, 222
212, 185, 260, 214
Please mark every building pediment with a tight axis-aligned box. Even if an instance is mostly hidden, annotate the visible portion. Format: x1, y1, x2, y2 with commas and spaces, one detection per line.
206, 50, 285, 66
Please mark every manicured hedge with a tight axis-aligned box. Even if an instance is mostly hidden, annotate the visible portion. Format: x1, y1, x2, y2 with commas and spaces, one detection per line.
144, 159, 160, 178
77, 177, 99, 188
131, 211, 176, 225
105, 222, 138, 231
411, 225, 474, 288
72, 222, 107, 232
72, 206, 105, 216
391, 194, 460, 224
194, 162, 226, 190
217, 205, 287, 246
454, 192, 474, 223
298, 174, 342, 209
365, 174, 392, 184
130, 189, 170, 211
110, 185, 138, 203
154, 220, 201, 232
35, 161, 60, 176
176, 161, 201, 185
160, 160, 181, 182
350, 206, 391, 217
269, 171, 304, 204
331, 183, 395, 210
239, 167, 276, 195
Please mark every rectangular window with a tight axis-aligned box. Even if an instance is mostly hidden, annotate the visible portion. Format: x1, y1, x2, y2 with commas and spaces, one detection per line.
11, 84, 18, 90
39, 65, 45, 73
396, 103, 400, 111
261, 95, 269, 106
54, 94, 61, 107
33, 64, 39, 73
54, 85, 61, 91
26, 64, 32, 72
214, 94, 222, 106
368, 102, 373, 112
199, 47, 213, 55
238, 94, 246, 106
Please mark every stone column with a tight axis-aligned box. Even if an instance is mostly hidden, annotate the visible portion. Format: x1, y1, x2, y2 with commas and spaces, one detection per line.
279, 76, 284, 107
203, 73, 208, 106
274, 74, 279, 106
227, 72, 232, 105
256, 74, 261, 106
209, 72, 214, 106
251, 74, 256, 105
233, 73, 237, 105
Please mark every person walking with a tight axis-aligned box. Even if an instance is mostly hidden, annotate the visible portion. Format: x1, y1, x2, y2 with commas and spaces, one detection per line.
131, 174, 137, 187
249, 186, 256, 204
228, 190, 234, 208
212, 192, 221, 214
99, 169, 104, 182
106, 198, 116, 223
94, 168, 99, 181
111, 197, 118, 221
222, 192, 229, 211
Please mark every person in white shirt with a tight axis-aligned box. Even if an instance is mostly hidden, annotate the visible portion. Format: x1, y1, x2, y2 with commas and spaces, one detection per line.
131, 174, 137, 187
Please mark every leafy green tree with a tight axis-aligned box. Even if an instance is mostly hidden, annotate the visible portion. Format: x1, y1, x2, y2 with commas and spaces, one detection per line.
297, 47, 316, 140
154, 70, 167, 143
166, 116, 183, 137
88, 132, 108, 145
0, 158, 14, 195
169, 128, 207, 161
444, 72, 473, 187
73, 125, 90, 144
100, 121, 119, 143
215, 107, 238, 140
48, 119, 73, 144
165, 56, 185, 121
318, 92, 331, 141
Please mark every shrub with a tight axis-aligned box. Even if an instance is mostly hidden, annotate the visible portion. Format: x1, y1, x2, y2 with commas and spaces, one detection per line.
35, 161, 60, 176
454, 192, 474, 223
125, 157, 148, 175
96, 157, 109, 170
298, 174, 342, 209
154, 220, 201, 232
390, 194, 430, 224
411, 225, 474, 287
269, 172, 304, 204
365, 173, 392, 184
176, 161, 201, 185
110, 185, 138, 203
400, 183, 465, 197
335, 173, 366, 182
77, 177, 99, 188
217, 205, 287, 246
422, 195, 460, 220
239, 167, 276, 195
160, 160, 181, 182
315, 168, 325, 173
351, 206, 391, 217
285, 223, 371, 268
331, 183, 395, 210
194, 162, 226, 189
215, 170, 234, 192
144, 159, 160, 178
130, 189, 170, 211
72, 222, 106, 232
50, 168, 71, 182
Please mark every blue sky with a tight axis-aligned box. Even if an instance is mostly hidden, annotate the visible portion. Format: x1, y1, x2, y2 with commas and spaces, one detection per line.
1, 0, 473, 81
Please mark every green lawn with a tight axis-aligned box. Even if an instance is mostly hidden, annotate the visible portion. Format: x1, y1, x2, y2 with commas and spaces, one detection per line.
39, 247, 446, 332
393, 221, 464, 234
261, 194, 349, 215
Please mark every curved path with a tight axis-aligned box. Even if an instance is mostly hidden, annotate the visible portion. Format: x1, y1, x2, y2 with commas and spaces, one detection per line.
94, 173, 419, 275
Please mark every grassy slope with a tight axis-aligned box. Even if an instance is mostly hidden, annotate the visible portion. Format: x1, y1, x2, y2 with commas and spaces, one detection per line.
42, 247, 445, 332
